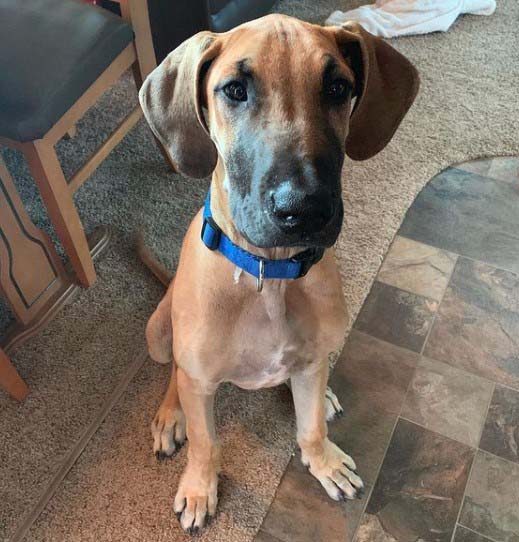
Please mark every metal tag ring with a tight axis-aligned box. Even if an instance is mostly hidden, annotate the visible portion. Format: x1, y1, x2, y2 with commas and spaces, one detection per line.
256, 259, 265, 292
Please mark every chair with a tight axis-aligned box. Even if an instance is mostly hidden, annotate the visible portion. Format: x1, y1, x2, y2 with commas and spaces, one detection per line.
0, 0, 158, 288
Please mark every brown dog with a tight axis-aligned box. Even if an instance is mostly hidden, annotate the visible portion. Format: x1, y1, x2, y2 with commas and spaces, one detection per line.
139, 14, 418, 533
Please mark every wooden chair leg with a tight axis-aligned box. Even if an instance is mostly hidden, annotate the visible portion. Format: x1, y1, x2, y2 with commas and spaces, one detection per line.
0, 347, 28, 401
119, 1, 176, 172
23, 140, 96, 287
119, 0, 156, 81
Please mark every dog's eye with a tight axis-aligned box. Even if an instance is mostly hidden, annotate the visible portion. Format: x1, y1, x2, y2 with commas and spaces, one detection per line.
325, 79, 350, 102
223, 81, 248, 102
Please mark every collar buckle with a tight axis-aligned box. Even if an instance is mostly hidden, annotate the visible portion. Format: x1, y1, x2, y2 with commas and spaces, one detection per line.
201, 217, 222, 251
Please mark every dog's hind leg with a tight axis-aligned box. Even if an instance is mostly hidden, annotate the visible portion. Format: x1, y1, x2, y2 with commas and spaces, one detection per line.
148, 285, 187, 458
286, 381, 344, 423
152, 363, 186, 459
325, 386, 344, 422
146, 282, 174, 364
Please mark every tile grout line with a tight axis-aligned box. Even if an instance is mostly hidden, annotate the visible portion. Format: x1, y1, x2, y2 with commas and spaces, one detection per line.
477, 447, 519, 470
397, 360, 496, 448
351, 378, 415, 542
451, 450, 486, 542
254, 451, 297, 542
349, 484, 374, 542
351, 329, 423, 542
418, 251, 459, 358
398, 232, 519, 279
453, 460, 489, 542
9, 347, 149, 542
455, 523, 501, 542
447, 331, 497, 542
377, 239, 458, 303
422, 351, 519, 394
351, 329, 517, 398
475, 382, 497, 451
397, 415, 476, 448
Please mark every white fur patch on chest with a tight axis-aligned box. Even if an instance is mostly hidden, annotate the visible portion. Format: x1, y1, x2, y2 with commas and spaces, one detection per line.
231, 286, 313, 389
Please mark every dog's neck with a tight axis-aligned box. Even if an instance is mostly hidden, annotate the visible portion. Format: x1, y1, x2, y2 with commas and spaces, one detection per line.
209, 161, 304, 261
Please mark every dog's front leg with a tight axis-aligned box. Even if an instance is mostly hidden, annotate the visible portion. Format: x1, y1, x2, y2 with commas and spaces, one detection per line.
174, 367, 219, 533
291, 363, 364, 501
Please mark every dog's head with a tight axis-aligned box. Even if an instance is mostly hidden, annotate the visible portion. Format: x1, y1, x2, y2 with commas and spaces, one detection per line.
139, 15, 419, 248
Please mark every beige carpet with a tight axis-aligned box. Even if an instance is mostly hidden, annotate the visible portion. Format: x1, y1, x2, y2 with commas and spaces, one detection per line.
1, 0, 518, 541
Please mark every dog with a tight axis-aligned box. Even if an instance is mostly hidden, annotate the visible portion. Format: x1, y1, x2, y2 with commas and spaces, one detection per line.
138, 13, 419, 533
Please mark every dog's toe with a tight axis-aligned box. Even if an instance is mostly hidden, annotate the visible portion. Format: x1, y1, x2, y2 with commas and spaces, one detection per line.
151, 407, 186, 459
175, 496, 214, 533
325, 386, 344, 423
155, 450, 166, 461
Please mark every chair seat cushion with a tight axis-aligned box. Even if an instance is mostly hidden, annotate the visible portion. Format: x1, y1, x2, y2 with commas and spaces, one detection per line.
0, 0, 133, 142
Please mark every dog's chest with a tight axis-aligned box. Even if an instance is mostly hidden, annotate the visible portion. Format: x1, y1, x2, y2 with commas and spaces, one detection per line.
224, 285, 328, 389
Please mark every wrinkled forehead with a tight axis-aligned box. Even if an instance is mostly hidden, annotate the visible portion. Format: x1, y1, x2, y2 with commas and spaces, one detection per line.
207, 16, 353, 89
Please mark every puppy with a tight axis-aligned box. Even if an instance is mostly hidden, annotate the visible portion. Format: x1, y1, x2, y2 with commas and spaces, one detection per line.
139, 14, 418, 533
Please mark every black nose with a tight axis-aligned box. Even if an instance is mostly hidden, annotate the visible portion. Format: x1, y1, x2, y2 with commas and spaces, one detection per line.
270, 183, 335, 233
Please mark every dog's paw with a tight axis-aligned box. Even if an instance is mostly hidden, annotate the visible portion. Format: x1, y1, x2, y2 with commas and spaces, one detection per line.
174, 466, 218, 533
302, 439, 363, 501
151, 406, 186, 459
325, 386, 344, 422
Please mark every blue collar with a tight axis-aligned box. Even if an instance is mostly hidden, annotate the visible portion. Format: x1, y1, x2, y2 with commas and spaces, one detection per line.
201, 188, 324, 290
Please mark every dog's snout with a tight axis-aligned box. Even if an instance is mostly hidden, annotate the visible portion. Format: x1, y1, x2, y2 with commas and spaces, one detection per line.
270, 183, 335, 233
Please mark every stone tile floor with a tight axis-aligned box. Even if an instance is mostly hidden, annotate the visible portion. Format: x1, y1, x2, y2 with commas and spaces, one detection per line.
255, 157, 519, 542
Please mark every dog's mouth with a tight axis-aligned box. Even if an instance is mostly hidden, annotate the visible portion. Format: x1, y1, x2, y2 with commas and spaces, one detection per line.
238, 198, 344, 249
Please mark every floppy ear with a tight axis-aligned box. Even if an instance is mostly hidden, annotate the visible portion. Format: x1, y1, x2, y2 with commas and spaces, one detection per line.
139, 32, 221, 178
333, 22, 419, 161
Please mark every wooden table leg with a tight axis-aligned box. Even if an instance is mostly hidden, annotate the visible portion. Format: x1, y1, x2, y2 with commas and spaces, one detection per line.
0, 347, 28, 401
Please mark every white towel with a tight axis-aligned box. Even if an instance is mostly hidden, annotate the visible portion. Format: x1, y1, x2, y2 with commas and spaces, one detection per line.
325, 0, 496, 38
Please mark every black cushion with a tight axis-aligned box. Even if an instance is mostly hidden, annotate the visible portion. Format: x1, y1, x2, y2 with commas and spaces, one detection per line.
0, 0, 133, 142
145, 0, 275, 65
209, 0, 276, 32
